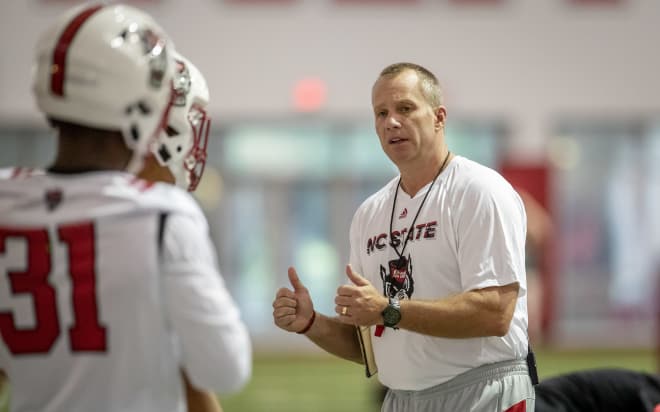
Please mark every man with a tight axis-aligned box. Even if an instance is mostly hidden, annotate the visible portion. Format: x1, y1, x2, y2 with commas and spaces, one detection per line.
535, 368, 660, 412
139, 51, 222, 412
141, 52, 210, 193
0, 4, 251, 412
273, 62, 533, 411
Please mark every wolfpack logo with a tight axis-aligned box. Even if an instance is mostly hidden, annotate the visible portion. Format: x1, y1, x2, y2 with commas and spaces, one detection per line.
380, 255, 414, 300
172, 60, 192, 107
398, 208, 408, 219
45, 188, 63, 211
119, 27, 168, 89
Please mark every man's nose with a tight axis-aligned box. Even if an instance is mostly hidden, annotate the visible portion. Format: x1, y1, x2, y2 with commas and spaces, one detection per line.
386, 114, 402, 129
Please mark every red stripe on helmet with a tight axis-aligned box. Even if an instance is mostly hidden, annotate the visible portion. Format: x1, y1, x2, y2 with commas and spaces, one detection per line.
50, 5, 104, 97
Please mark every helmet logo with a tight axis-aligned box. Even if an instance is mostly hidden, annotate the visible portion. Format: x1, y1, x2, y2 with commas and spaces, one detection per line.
172, 60, 192, 107
143, 29, 167, 89
119, 27, 168, 90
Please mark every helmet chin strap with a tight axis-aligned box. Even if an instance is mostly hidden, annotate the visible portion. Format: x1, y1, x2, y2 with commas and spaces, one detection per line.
120, 127, 150, 175
124, 150, 147, 175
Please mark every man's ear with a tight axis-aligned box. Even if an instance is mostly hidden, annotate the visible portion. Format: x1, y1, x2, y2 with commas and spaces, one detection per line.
434, 106, 447, 130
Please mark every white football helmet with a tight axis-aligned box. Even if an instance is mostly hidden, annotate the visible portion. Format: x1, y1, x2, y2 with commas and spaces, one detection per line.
32, 3, 176, 174
152, 52, 210, 191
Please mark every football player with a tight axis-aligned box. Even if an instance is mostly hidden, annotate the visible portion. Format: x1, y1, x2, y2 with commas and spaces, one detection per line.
0, 4, 251, 412
140, 52, 210, 193
139, 52, 222, 412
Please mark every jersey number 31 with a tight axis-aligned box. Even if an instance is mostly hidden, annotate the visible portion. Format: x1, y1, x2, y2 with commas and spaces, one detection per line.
0, 222, 107, 355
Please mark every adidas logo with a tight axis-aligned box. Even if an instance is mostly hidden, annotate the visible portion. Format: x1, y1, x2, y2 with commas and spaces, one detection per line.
399, 208, 408, 219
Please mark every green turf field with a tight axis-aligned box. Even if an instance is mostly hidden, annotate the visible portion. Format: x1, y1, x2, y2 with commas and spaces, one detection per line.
0, 348, 654, 412
219, 348, 657, 412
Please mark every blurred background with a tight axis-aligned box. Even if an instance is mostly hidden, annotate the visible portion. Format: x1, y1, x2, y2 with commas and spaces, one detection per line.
0, 0, 658, 411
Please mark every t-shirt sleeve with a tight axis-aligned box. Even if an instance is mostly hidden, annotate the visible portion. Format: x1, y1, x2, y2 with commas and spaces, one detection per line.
455, 175, 527, 293
348, 209, 364, 276
160, 211, 252, 394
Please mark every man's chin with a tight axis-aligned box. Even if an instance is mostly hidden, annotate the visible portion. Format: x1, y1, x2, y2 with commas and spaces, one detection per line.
386, 150, 414, 166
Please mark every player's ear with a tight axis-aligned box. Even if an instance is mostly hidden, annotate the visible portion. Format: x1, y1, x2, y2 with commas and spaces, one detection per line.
434, 106, 446, 130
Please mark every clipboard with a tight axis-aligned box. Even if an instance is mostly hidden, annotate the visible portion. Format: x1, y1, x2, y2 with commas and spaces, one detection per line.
356, 325, 378, 378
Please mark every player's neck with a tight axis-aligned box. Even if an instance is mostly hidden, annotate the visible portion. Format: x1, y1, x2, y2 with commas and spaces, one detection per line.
138, 155, 175, 185
49, 130, 133, 174
399, 148, 452, 197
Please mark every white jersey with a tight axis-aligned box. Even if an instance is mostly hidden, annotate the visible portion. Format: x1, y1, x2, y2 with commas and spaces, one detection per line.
0, 167, 43, 180
0, 171, 251, 412
349, 156, 528, 391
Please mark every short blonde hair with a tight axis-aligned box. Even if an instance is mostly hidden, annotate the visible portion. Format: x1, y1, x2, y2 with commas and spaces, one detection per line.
378, 62, 443, 108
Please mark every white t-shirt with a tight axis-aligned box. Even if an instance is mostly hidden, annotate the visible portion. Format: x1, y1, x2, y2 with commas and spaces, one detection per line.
0, 171, 251, 412
349, 156, 529, 391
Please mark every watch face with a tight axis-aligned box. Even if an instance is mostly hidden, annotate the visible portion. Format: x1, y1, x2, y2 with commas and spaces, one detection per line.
383, 305, 401, 327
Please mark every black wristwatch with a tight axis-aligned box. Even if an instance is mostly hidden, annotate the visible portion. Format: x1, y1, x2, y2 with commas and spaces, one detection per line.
382, 297, 401, 329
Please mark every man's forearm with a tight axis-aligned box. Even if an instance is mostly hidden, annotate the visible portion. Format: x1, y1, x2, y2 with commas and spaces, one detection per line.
397, 283, 519, 338
305, 312, 364, 363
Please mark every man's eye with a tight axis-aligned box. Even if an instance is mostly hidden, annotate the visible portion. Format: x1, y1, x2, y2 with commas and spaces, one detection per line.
400, 106, 411, 113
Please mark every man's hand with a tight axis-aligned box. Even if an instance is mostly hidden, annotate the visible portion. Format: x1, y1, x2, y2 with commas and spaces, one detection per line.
272, 267, 315, 333
335, 264, 387, 326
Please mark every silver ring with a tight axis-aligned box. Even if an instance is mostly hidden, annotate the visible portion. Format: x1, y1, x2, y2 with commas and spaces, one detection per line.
341, 306, 348, 316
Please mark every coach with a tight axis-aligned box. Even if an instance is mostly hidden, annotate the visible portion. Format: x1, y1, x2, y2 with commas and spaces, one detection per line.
273, 62, 534, 412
